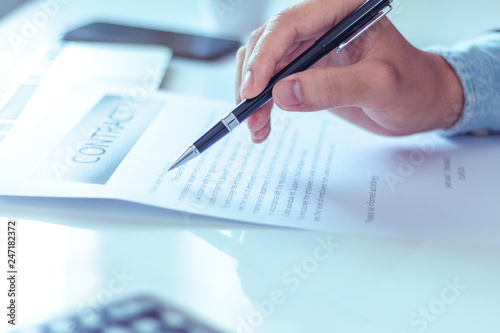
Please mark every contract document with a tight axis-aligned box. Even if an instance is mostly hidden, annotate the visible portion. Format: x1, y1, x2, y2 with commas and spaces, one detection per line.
1, 87, 499, 243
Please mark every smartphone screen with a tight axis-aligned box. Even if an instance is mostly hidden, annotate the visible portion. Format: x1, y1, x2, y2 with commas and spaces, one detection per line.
63, 22, 241, 60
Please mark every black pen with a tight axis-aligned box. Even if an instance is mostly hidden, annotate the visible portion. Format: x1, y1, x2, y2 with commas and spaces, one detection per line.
169, 0, 392, 171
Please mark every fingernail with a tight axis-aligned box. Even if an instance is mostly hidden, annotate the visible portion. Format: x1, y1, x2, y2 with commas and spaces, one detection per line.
275, 79, 303, 107
251, 131, 266, 143
241, 70, 254, 97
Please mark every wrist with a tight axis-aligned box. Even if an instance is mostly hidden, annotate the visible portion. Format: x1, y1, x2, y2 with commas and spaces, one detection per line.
427, 52, 465, 131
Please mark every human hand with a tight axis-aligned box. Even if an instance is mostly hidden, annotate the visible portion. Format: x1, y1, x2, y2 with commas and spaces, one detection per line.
235, 0, 465, 142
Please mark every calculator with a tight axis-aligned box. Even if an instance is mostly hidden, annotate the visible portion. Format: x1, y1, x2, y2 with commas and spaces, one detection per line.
13, 294, 225, 333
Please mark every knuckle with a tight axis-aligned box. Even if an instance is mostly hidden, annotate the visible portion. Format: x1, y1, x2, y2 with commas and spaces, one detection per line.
236, 46, 246, 61
374, 60, 400, 92
268, 12, 285, 27
248, 26, 265, 44
365, 60, 401, 108
268, 9, 292, 28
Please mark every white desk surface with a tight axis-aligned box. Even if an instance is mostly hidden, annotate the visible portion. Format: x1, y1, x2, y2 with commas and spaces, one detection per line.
1, 1, 500, 332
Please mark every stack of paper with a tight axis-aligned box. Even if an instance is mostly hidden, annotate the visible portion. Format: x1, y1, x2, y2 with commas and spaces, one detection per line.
1, 87, 499, 243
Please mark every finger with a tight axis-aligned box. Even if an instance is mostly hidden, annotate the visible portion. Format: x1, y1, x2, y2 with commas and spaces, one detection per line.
242, 0, 364, 100
235, 45, 247, 103
238, 28, 307, 101
240, 26, 305, 97
240, 24, 267, 98
272, 60, 396, 112
236, 43, 273, 143
250, 112, 271, 143
246, 100, 273, 135
236, 43, 272, 142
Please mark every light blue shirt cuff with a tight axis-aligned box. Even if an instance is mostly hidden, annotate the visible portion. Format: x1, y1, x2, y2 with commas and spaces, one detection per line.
425, 32, 500, 136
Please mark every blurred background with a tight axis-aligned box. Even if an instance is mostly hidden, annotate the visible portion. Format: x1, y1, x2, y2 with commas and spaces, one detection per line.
1, 0, 499, 48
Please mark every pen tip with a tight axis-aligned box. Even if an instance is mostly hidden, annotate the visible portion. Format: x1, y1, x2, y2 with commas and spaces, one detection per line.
168, 145, 200, 172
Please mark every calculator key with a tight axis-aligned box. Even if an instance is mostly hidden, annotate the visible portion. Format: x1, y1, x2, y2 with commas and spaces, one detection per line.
186, 326, 213, 333
102, 325, 133, 333
161, 310, 187, 329
46, 317, 78, 333
132, 317, 163, 333
108, 301, 153, 323
79, 311, 105, 330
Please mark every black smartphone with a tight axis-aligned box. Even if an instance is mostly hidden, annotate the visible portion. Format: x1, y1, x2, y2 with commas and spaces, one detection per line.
62, 22, 241, 60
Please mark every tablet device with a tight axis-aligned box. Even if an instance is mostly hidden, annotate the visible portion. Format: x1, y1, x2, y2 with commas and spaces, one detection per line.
63, 22, 241, 60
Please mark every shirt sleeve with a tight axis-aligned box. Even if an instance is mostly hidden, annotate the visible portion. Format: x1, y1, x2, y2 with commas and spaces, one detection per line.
425, 32, 500, 136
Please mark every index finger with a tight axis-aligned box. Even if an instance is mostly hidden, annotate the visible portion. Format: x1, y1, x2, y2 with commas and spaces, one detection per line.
241, 0, 365, 100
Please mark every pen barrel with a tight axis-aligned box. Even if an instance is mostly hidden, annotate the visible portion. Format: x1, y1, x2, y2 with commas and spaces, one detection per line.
233, 43, 327, 123
316, 0, 391, 51
233, 92, 273, 122
194, 121, 229, 154
191, 0, 392, 157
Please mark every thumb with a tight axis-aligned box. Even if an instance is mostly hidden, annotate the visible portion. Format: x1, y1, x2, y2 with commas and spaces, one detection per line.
272, 63, 382, 111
